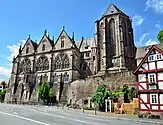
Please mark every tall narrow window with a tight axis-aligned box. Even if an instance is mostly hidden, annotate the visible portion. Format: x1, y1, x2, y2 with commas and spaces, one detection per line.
61, 36, 65, 48
42, 44, 45, 51
108, 18, 116, 56
26, 91, 28, 100
151, 94, 158, 104
83, 63, 87, 70
61, 40, 64, 48
81, 53, 84, 58
93, 56, 95, 61
122, 20, 127, 47
149, 74, 155, 83
26, 47, 29, 54
86, 52, 90, 57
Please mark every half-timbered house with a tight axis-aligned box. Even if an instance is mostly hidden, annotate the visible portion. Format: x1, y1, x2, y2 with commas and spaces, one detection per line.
134, 45, 163, 113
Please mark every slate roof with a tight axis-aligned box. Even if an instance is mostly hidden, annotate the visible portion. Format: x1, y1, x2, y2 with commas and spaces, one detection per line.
102, 4, 127, 17
136, 43, 163, 59
76, 36, 97, 52
31, 40, 38, 50
134, 45, 163, 74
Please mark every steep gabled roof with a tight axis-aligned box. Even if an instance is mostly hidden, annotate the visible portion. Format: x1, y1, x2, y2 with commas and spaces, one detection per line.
136, 43, 163, 59
37, 30, 54, 49
31, 40, 38, 51
102, 4, 127, 17
21, 36, 37, 53
133, 45, 163, 74
54, 29, 78, 49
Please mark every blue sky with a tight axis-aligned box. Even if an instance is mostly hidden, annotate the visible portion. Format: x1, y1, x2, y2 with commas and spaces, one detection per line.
0, 0, 163, 81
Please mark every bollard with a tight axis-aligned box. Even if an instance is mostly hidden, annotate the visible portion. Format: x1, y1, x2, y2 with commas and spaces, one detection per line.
82, 107, 84, 113
94, 107, 97, 115
62, 105, 64, 110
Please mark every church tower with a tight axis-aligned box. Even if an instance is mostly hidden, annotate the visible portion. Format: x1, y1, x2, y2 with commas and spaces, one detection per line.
95, 4, 136, 73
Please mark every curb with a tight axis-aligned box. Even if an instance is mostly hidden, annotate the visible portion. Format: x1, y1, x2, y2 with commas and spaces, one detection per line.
61, 108, 163, 124
109, 116, 162, 124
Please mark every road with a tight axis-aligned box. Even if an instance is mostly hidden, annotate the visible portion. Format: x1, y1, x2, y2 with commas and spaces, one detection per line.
0, 103, 160, 125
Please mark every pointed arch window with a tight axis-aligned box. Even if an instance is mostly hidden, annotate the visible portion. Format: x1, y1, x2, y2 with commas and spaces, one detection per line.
64, 72, 69, 82
42, 44, 45, 51
54, 52, 69, 70
83, 63, 87, 70
108, 18, 116, 56
121, 19, 127, 47
37, 56, 49, 71
20, 58, 31, 73
42, 40, 46, 51
26, 47, 29, 54
52, 73, 58, 83
61, 36, 65, 48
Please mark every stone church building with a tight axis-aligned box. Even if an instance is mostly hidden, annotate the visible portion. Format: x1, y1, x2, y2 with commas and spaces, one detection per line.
5, 4, 137, 104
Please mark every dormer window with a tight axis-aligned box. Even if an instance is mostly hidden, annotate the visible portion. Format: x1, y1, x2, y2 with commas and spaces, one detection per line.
42, 44, 45, 51
26, 47, 29, 54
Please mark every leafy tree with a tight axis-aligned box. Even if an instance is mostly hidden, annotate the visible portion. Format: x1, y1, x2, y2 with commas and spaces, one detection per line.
121, 85, 130, 103
0, 89, 6, 102
128, 87, 137, 101
38, 81, 50, 103
49, 87, 55, 103
92, 85, 106, 105
157, 30, 163, 43
1, 81, 6, 89
91, 84, 123, 111
109, 90, 123, 102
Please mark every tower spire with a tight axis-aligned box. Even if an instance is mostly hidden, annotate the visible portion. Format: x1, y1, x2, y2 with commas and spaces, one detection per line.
28, 34, 31, 39
19, 42, 22, 54
63, 26, 65, 31
44, 29, 47, 35
47, 31, 50, 37
72, 32, 75, 41
52, 36, 54, 42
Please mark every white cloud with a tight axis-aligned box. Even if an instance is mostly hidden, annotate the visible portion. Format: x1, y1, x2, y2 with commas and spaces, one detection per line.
136, 33, 150, 47
7, 40, 26, 63
139, 33, 150, 43
132, 15, 145, 27
0, 66, 11, 81
145, 39, 159, 46
145, 0, 163, 13
0, 40, 26, 81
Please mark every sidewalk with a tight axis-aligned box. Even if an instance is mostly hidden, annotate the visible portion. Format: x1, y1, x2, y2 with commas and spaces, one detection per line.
64, 107, 163, 124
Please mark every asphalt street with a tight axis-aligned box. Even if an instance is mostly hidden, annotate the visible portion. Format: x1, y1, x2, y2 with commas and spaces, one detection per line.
0, 103, 161, 125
